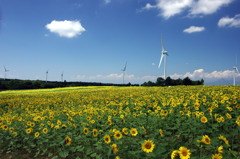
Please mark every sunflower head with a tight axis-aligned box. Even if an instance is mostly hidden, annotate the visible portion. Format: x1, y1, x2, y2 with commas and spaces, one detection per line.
114, 131, 122, 140
141, 140, 155, 153
212, 153, 223, 159
83, 128, 89, 135
34, 132, 40, 138
130, 128, 138, 136
122, 128, 128, 135
65, 136, 72, 146
92, 129, 98, 137
111, 144, 118, 154
104, 135, 111, 144
178, 146, 191, 159
200, 116, 208, 123
42, 128, 48, 134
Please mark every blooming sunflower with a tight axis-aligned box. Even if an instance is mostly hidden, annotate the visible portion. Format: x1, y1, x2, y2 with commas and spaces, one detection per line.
65, 136, 72, 146
178, 146, 191, 159
218, 145, 223, 154
159, 129, 164, 137
83, 128, 89, 135
212, 153, 223, 159
171, 150, 179, 159
104, 135, 111, 144
26, 128, 32, 134
34, 132, 40, 138
198, 135, 211, 145
111, 144, 118, 154
42, 128, 48, 134
114, 131, 122, 140
200, 116, 208, 123
122, 128, 128, 135
92, 129, 98, 137
141, 140, 155, 153
130, 128, 138, 136
218, 135, 229, 146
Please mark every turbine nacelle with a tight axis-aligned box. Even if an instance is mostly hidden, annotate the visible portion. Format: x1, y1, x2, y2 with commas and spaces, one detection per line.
162, 50, 168, 55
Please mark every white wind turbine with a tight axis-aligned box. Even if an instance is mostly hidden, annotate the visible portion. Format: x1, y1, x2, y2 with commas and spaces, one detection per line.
46, 70, 49, 83
122, 62, 127, 84
4, 66, 9, 80
233, 57, 239, 86
158, 37, 168, 79
61, 72, 64, 82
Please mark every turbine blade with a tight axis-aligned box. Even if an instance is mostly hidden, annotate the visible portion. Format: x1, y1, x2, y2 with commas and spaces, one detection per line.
236, 67, 239, 73
158, 54, 164, 68
161, 37, 164, 51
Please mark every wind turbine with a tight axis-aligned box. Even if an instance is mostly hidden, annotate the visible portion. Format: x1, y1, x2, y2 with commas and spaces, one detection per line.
158, 37, 168, 79
46, 70, 48, 83
233, 56, 239, 86
61, 72, 64, 82
121, 62, 127, 84
4, 66, 9, 80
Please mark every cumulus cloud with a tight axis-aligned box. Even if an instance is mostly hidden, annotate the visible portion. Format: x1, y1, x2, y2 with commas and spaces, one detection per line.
170, 69, 239, 80
190, 0, 233, 15
142, 0, 233, 19
183, 26, 205, 33
45, 20, 86, 38
218, 14, 240, 28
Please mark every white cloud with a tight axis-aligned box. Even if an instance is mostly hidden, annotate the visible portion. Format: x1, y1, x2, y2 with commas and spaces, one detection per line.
190, 0, 233, 15
142, 0, 234, 18
183, 26, 205, 33
170, 69, 240, 80
45, 20, 86, 38
218, 14, 240, 28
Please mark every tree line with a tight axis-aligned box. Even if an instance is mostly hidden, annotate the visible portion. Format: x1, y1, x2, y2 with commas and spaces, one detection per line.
141, 77, 204, 86
0, 79, 137, 90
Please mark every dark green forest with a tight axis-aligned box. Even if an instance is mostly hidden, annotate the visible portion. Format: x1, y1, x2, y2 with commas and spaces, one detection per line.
141, 77, 204, 86
0, 76, 203, 90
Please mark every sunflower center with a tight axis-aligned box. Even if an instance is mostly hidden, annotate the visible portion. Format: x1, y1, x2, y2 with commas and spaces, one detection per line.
182, 150, 187, 156
145, 142, 152, 149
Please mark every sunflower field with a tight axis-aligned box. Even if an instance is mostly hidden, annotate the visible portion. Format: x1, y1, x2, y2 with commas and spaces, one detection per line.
0, 86, 239, 159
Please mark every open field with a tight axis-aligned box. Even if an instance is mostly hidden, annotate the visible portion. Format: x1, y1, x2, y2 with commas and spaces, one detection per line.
0, 86, 239, 159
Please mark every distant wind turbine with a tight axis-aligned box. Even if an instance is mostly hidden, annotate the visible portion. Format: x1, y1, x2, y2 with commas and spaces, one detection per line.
4, 66, 9, 80
61, 72, 64, 82
46, 70, 49, 83
233, 56, 239, 86
121, 62, 127, 84
158, 37, 168, 79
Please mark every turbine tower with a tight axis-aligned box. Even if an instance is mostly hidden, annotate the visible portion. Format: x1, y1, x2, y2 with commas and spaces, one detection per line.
46, 70, 48, 83
4, 66, 9, 80
233, 66, 239, 86
121, 62, 127, 84
158, 37, 168, 79
61, 72, 63, 82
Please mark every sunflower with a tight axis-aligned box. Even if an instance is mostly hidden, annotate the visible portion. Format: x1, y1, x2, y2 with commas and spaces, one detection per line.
2, 125, 8, 130
130, 128, 138, 136
217, 145, 223, 154
111, 144, 118, 154
200, 116, 208, 123
114, 131, 122, 140
178, 146, 191, 159
212, 153, 223, 159
115, 156, 120, 159
26, 128, 32, 134
65, 136, 72, 146
171, 150, 179, 159
104, 135, 111, 144
122, 128, 128, 135
159, 129, 164, 137
57, 120, 62, 125
198, 135, 211, 145
42, 128, 48, 134
141, 140, 155, 153
92, 129, 98, 137
35, 132, 40, 138
218, 135, 229, 146
83, 128, 89, 135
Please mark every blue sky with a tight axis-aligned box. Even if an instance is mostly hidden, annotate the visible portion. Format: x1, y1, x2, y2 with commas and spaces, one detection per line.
0, 0, 240, 85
